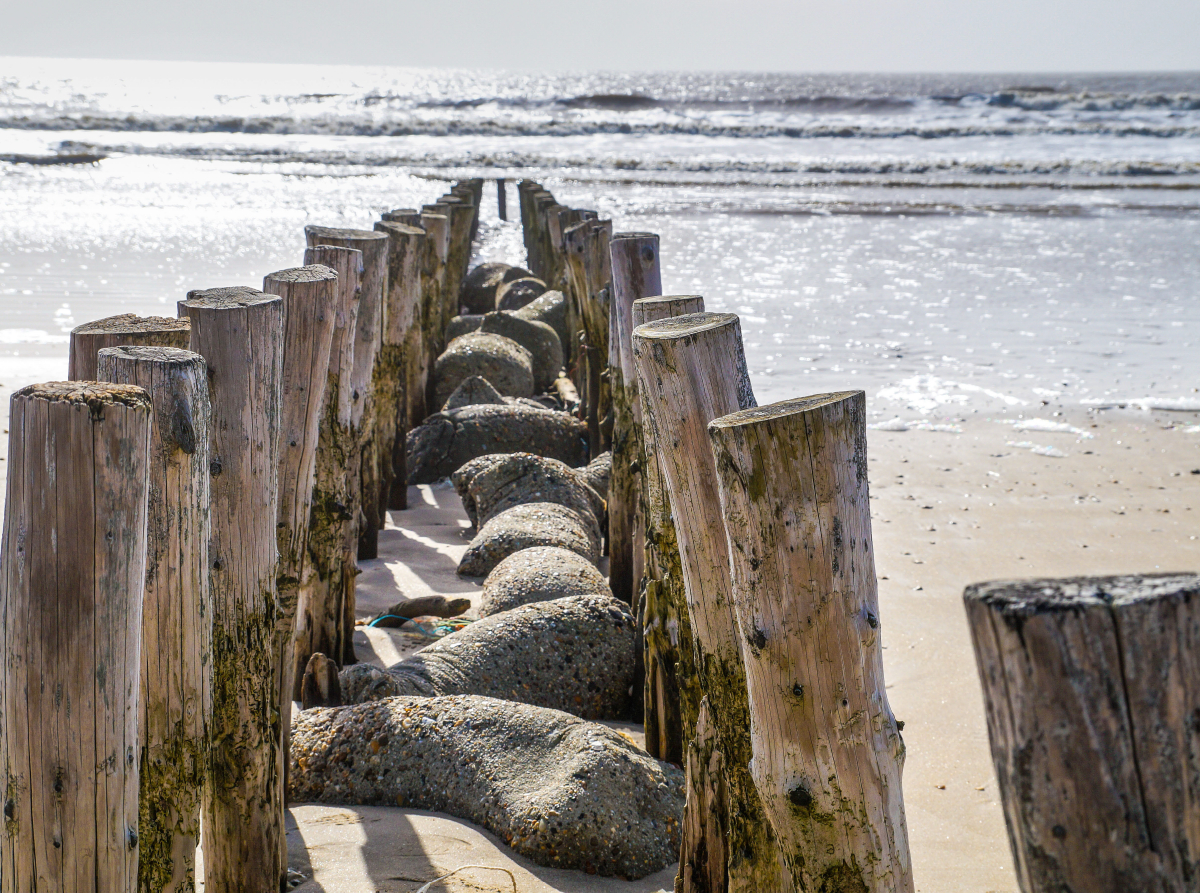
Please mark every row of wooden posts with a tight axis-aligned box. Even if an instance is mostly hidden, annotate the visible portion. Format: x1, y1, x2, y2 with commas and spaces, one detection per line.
0, 179, 483, 892
1, 172, 1196, 893
522, 179, 1200, 893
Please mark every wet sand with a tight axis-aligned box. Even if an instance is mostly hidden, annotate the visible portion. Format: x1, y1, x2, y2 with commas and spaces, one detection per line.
2, 355, 1197, 891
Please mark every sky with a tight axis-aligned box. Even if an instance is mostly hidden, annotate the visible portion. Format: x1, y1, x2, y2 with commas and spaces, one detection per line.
3, 0, 1199, 72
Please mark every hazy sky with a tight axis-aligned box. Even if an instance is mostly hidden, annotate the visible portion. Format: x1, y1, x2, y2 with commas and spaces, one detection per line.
4, 0, 1199, 72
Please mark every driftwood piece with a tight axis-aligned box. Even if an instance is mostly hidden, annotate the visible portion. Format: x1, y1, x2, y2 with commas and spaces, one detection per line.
0, 382, 152, 892
373, 221, 425, 511
97, 347, 212, 893
294, 246, 362, 686
68, 313, 191, 381
608, 232, 662, 605
370, 595, 472, 626
633, 312, 781, 893
632, 295, 705, 766
965, 573, 1200, 893
710, 391, 913, 893
179, 287, 285, 893
304, 225, 389, 560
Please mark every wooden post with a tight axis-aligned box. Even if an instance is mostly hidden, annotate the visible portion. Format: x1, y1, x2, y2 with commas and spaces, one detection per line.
419, 211, 452, 361
178, 287, 284, 893
497, 179, 507, 220
372, 222, 425, 511
304, 226, 388, 561
710, 390, 913, 893
442, 197, 475, 309
632, 296, 704, 766
632, 312, 781, 893
563, 219, 613, 460
261, 264, 338, 812
68, 313, 190, 381
965, 573, 1200, 892
96, 348, 212, 893
0, 381, 152, 893
607, 233, 662, 604
382, 209, 421, 225
293, 246, 363, 688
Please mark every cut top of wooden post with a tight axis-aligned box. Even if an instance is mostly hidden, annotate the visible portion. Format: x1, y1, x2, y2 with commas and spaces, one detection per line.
69, 312, 192, 381
965, 573, 1200, 892
382, 209, 421, 225
632, 295, 704, 326
609, 232, 662, 381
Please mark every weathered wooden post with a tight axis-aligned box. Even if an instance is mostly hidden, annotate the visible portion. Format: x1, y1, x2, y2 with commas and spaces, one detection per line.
372, 221, 425, 510
607, 232, 662, 604
96, 347, 211, 893
294, 246, 363, 686
497, 178, 507, 220
419, 211, 452, 359
304, 226, 388, 561
563, 218, 613, 460
68, 313, 191, 380
261, 263, 338, 818
632, 296, 704, 766
633, 312, 781, 893
178, 287, 284, 893
965, 573, 1200, 892
0, 381, 153, 892
710, 390, 913, 893
442, 197, 475, 307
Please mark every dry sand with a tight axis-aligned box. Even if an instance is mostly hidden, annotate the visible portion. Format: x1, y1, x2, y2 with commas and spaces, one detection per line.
2, 356, 1197, 892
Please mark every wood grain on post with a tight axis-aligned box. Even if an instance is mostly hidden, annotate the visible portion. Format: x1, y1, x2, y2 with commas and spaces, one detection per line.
178, 287, 285, 893
632, 296, 705, 765
710, 390, 913, 893
96, 347, 212, 893
294, 246, 363, 686
304, 226, 388, 561
632, 312, 781, 893
261, 263, 338, 815
419, 211, 452, 359
607, 232, 662, 605
373, 221, 425, 511
965, 573, 1200, 893
0, 381, 152, 893
68, 313, 190, 381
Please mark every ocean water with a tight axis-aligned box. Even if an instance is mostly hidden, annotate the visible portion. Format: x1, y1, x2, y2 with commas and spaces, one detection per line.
1, 57, 1198, 415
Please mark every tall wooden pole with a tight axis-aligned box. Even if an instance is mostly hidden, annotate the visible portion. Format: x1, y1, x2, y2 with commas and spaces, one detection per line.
96, 347, 211, 893
632, 296, 704, 766
0, 381, 153, 893
607, 232, 662, 605
293, 247, 363, 687
178, 287, 284, 893
261, 263, 338, 862
68, 313, 191, 381
966, 573, 1200, 892
711, 390, 913, 893
304, 226, 388, 561
419, 211, 451, 368
632, 312, 781, 893
497, 179, 507, 220
372, 221, 425, 511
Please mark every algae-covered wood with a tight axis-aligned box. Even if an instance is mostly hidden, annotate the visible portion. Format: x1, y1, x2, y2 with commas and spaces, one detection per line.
710, 391, 913, 893
294, 246, 363, 683
304, 226, 388, 561
0, 381, 152, 893
179, 287, 284, 893
632, 295, 704, 766
607, 232, 662, 606
632, 312, 781, 893
97, 347, 212, 893
966, 573, 1200, 893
